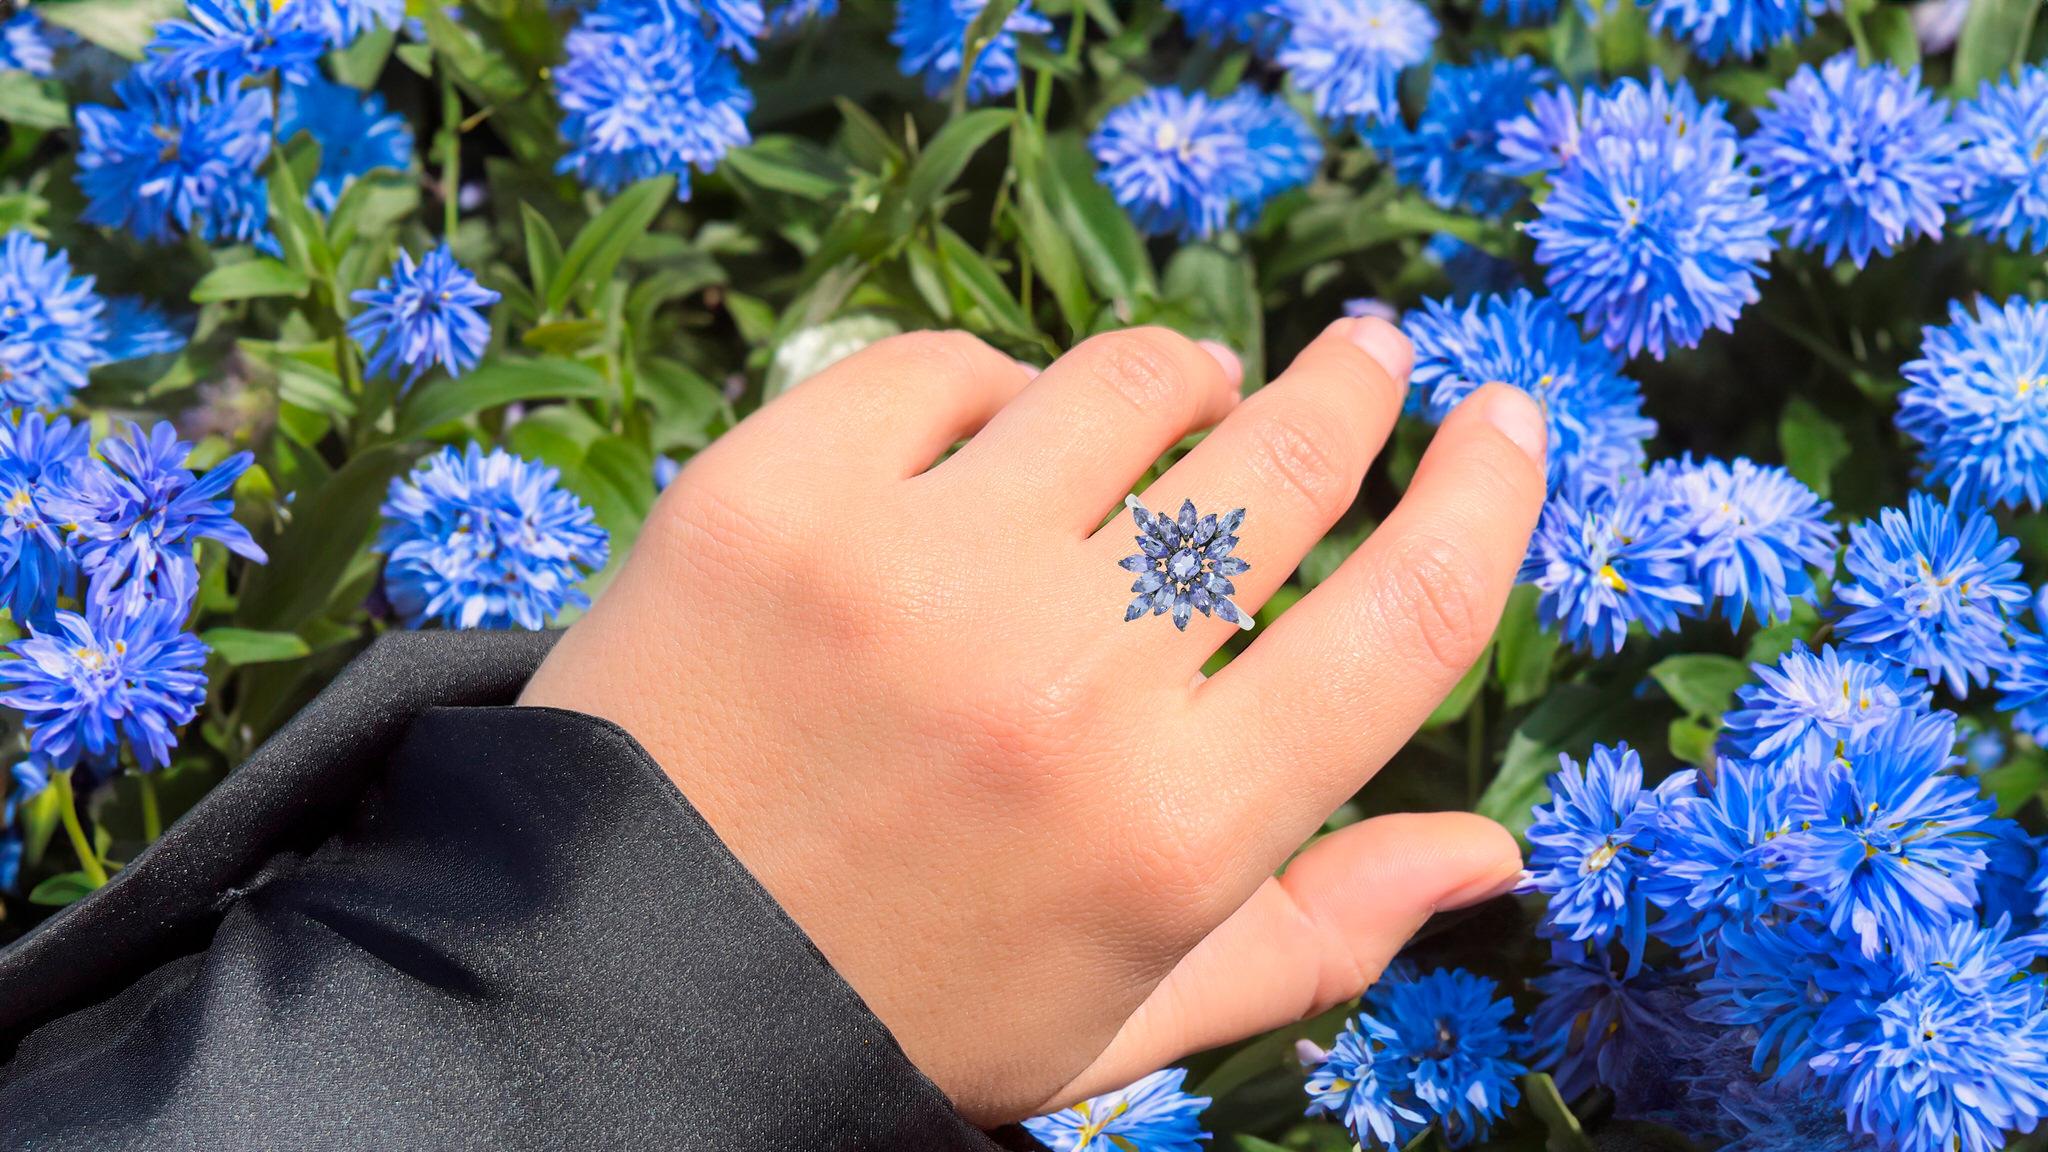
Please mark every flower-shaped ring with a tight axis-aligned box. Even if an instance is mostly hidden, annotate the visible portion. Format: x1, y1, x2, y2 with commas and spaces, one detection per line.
1118, 495, 1253, 631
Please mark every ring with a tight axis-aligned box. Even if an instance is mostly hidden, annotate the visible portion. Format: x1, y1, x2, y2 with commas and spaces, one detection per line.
1119, 495, 1254, 631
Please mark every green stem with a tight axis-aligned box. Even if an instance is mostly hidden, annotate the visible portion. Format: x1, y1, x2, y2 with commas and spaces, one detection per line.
137, 773, 162, 844
54, 771, 108, 888
440, 65, 462, 239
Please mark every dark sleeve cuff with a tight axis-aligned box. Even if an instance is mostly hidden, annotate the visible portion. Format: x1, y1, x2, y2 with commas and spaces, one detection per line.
0, 630, 1008, 1151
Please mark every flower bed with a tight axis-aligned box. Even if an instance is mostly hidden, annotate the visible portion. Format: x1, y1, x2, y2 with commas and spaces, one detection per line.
0, 0, 2045, 1149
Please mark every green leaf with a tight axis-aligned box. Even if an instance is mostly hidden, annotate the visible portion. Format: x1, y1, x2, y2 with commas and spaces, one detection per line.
0, 73, 69, 131
547, 176, 675, 314
521, 204, 564, 303
1954, 0, 2042, 93
1523, 1073, 1597, 1152
394, 357, 611, 438
1042, 132, 1155, 308
1477, 682, 1634, 837
1778, 396, 1851, 499
835, 97, 905, 171
1423, 644, 1490, 728
201, 628, 313, 666
237, 445, 419, 630
1233, 1139, 1291, 1152
191, 259, 312, 304
1164, 244, 1262, 379
1649, 653, 1751, 719
34, 0, 183, 57
1669, 715, 1718, 768
933, 226, 1043, 346
1494, 584, 1560, 708
29, 871, 99, 908
1865, 2, 1921, 68
724, 136, 853, 201
904, 109, 1014, 218
765, 314, 903, 402
1980, 746, 2048, 816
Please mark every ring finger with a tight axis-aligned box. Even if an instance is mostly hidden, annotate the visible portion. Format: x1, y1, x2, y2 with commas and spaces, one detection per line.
1083, 317, 1413, 670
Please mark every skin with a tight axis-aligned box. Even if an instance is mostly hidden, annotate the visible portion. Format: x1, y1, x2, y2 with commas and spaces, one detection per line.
520, 318, 1548, 1126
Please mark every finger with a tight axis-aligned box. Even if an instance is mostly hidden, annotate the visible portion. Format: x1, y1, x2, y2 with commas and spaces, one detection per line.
735, 330, 1037, 479
1085, 318, 1411, 659
934, 327, 1241, 531
1204, 383, 1547, 820
1041, 812, 1521, 1108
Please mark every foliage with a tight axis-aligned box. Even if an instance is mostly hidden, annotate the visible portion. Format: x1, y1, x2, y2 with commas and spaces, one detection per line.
3, 0, 2048, 1150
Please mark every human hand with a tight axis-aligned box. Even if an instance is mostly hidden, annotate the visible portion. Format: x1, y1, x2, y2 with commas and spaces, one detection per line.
518, 319, 1548, 1124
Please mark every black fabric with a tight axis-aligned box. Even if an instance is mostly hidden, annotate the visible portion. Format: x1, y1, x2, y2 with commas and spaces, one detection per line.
0, 630, 1005, 1151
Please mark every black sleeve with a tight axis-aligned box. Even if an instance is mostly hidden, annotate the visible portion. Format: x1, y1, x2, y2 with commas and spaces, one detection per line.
0, 630, 1015, 1152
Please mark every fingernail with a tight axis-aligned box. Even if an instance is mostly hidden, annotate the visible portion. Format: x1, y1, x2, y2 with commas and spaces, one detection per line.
1013, 358, 1042, 379
1197, 339, 1242, 383
1478, 382, 1547, 467
1344, 317, 1413, 384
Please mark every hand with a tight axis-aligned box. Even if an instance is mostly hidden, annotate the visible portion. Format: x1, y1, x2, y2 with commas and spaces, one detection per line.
519, 319, 1549, 1124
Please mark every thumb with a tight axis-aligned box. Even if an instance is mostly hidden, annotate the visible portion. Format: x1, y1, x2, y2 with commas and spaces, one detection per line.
1039, 811, 1521, 1109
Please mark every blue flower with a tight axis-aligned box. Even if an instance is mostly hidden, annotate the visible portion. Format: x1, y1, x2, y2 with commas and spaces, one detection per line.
1223, 88, 1322, 214
1639, 758, 1793, 949
1644, 0, 1818, 62
1406, 291, 1653, 494
0, 231, 106, 410
1120, 496, 1252, 631
0, 567, 209, 772
1371, 54, 1554, 216
1899, 296, 2048, 511
2033, 853, 2048, 920
585, 0, 766, 63
98, 295, 191, 363
292, 0, 409, 48
1955, 67, 2048, 254
1526, 942, 1691, 1100
1693, 917, 1840, 1075
1272, 0, 1437, 128
147, 0, 326, 81
0, 11, 54, 76
553, 15, 754, 198
47, 422, 266, 610
1525, 743, 1685, 963
1368, 968, 1526, 1145
1997, 625, 2048, 742
279, 73, 415, 213
1652, 456, 1837, 629
1305, 1013, 1427, 1150
1091, 87, 1317, 240
1722, 642, 1932, 768
1811, 917, 2048, 1152
349, 245, 500, 384
892, 0, 1050, 103
1833, 491, 2028, 696
1481, 0, 1558, 24
1022, 1068, 1211, 1152
376, 445, 610, 631
1526, 72, 1773, 359
1519, 476, 1703, 655
1167, 0, 1274, 45
1746, 54, 1963, 267
766, 0, 837, 34
1775, 710, 1995, 960
1492, 85, 1582, 177
75, 63, 276, 252
0, 413, 93, 629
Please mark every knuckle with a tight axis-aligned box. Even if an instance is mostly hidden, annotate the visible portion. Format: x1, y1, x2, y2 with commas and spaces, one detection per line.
1241, 401, 1360, 520
863, 330, 991, 387
1075, 327, 1206, 422
1380, 533, 1492, 677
